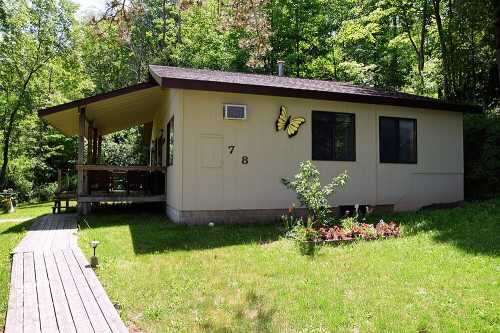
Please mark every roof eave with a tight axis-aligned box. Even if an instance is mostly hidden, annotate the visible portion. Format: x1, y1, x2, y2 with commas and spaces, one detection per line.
38, 81, 159, 118
156, 76, 481, 113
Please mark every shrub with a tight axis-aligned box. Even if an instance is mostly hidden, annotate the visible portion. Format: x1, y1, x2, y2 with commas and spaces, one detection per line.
286, 217, 320, 256
340, 217, 357, 232
464, 107, 500, 199
33, 182, 58, 202
281, 161, 348, 226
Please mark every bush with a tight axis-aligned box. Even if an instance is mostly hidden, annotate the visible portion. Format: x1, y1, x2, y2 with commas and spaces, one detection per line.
281, 160, 348, 226
286, 217, 320, 256
33, 182, 58, 202
5, 156, 35, 202
464, 107, 500, 199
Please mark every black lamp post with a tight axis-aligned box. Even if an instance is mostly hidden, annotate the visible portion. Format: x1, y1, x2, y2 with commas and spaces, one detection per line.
90, 240, 100, 268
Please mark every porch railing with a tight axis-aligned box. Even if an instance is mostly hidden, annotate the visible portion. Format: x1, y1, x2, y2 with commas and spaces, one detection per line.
76, 165, 165, 196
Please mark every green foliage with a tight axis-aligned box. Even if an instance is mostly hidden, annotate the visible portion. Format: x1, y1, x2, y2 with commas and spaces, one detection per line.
286, 217, 320, 255
0, 0, 497, 201
340, 216, 358, 232
33, 182, 58, 203
464, 105, 500, 199
282, 160, 348, 225
101, 127, 148, 166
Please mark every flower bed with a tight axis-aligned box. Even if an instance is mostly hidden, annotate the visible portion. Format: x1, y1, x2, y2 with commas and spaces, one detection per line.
318, 220, 400, 243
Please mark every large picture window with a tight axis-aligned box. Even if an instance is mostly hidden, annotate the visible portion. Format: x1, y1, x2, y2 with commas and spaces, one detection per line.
379, 117, 417, 164
166, 117, 174, 166
312, 111, 355, 161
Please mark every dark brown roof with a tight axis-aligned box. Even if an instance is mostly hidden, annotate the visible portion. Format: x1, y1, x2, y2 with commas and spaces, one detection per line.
149, 65, 481, 113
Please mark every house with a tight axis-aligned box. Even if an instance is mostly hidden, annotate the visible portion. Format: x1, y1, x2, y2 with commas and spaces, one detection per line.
38, 64, 480, 224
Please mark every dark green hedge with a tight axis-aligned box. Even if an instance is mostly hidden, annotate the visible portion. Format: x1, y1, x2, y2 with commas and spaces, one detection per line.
464, 108, 500, 199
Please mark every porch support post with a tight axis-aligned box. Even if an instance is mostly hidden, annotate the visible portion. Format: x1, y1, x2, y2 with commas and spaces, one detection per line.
57, 169, 62, 193
97, 135, 103, 163
92, 128, 98, 163
87, 121, 94, 164
78, 107, 89, 215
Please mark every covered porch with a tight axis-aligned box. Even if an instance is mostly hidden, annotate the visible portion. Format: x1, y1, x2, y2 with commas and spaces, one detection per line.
38, 82, 167, 214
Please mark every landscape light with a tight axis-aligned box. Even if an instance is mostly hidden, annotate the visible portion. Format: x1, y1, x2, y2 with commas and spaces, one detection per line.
89, 240, 100, 268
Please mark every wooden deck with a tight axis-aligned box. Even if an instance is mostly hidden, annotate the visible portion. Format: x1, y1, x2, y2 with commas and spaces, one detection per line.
5, 215, 128, 333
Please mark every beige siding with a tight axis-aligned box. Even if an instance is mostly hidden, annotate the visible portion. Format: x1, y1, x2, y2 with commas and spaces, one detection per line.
151, 89, 183, 212
176, 89, 463, 213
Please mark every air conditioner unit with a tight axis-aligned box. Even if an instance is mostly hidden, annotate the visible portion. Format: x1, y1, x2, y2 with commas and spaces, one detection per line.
223, 104, 247, 120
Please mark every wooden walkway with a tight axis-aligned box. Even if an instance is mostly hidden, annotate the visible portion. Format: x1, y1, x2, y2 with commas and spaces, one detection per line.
5, 215, 128, 333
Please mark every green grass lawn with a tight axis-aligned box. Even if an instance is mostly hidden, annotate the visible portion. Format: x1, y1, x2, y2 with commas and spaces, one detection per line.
0, 221, 32, 329
78, 200, 500, 333
0, 201, 76, 220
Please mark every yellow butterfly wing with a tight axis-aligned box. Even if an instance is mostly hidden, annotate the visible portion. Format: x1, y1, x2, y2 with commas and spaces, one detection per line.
286, 117, 306, 137
275, 105, 289, 131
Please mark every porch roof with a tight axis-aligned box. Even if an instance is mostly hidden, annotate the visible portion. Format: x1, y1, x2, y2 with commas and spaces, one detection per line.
38, 82, 161, 136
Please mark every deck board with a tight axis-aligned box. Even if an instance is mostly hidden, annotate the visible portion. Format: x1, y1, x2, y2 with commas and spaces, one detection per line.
23, 252, 41, 333
45, 251, 77, 333
34, 252, 59, 332
63, 249, 111, 333
5, 253, 23, 333
72, 249, 128, 333
5, 214, 128, 333
53, 250, 94, 333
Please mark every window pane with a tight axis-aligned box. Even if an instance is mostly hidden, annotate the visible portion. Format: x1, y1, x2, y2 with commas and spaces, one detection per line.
312, 112, 334, 160
380, 117, 417, 163
334, 114, 355, 161
380, 117, 398, 163
167, 117, 174, 166
399, 119, 416, 163
312, 111, 355, 161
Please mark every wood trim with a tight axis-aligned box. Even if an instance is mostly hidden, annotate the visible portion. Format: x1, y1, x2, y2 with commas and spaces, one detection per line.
38, 82, 158, 117
78, 195, 165, 203
76, 164, 165, 172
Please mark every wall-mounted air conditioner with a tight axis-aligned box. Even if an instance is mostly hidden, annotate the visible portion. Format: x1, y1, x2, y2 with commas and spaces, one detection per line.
223, 104, 247, 120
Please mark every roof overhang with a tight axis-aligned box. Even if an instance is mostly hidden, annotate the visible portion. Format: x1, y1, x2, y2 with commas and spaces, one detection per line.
38, 82, 161, 136
149, 65, 482, 113
39, 66, 481, 137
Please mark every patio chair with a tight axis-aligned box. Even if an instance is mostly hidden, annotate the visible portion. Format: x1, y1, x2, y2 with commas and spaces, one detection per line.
88, 170, 112, 194
126, 171, 148, 195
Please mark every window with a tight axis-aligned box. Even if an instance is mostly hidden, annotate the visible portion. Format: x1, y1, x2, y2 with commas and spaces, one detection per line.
166, 117, 174, 166
312, 111, 355, 161
379, 117, 417, 163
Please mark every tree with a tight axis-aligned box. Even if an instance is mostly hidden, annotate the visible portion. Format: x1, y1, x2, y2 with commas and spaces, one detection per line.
0, 0, 75, 188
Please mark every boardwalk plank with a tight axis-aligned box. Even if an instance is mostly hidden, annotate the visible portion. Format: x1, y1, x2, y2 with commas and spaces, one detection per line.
5, 253, 23, 333
43, 218, 60, 252
72, 249, 128, 333
6, 214, 127, 333
23, 252, 41, 333
45, 252, 77, 333
34, 252, 59, 332
63, 248, 111, 333
53, 250, 94, 333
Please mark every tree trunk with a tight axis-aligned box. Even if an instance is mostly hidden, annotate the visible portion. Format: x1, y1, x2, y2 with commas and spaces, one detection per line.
418, 0, 429, 90
295, 1, 300, 77
433, 0, 451, 100
0, 71, 34, 188
495, 4, 500, 94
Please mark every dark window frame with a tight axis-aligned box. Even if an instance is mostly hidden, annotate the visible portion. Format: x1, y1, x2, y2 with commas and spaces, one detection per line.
379, 116, 417, 164
166, 116, 174, 166
312, 111, 356, 162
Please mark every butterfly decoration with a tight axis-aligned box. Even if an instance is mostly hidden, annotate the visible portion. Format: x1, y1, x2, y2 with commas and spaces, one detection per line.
275, 105, 306, 138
